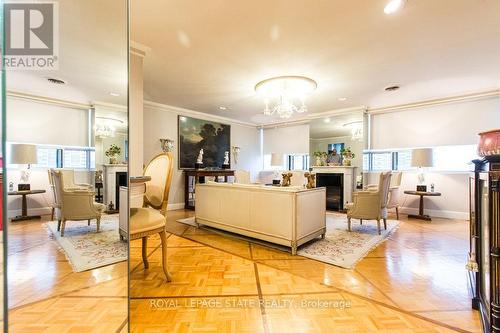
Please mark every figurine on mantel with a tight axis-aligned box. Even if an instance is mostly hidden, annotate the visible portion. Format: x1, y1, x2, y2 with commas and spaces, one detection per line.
195, 149, 204, 169
222, 151, 230, 169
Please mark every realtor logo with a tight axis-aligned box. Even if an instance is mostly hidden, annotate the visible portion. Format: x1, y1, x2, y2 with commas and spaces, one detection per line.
4, 2, 59, 70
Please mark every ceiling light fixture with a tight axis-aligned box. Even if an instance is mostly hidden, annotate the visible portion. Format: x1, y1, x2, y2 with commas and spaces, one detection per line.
109, 92, 120, 97
95, 117, 124, 138
343, 121, 363, 141
384, 0, 406, 14
255, 76, 317, 119
324, 118, 331, 123
218, 106, 227, 110
338, 97, 347, 101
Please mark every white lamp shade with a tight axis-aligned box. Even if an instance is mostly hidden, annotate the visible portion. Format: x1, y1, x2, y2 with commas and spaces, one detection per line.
270, 153, 283, 166
8, 144, 38, 165
411, 148, 433, 168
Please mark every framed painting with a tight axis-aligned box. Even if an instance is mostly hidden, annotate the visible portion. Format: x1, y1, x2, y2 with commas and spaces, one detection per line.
178, 115, 231, 169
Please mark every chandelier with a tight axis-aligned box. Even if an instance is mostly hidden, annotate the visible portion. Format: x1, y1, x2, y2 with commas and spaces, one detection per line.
343, 121, 363, 141
95, 117, 124, 138
255, 76, 317, 119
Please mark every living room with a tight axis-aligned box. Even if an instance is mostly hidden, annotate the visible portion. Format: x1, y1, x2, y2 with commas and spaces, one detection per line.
2, 0, 500, 332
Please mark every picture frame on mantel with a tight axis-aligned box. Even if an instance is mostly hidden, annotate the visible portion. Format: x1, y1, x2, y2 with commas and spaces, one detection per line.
177, 115, 231, 170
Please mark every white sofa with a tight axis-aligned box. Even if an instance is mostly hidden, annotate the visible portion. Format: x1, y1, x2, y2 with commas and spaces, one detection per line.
195, 182, 326, 254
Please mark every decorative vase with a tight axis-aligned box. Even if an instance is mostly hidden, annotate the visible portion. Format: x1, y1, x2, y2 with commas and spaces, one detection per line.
478, 129, 500, 157
160, 138, 174, 152
315, 156, 322, 166
109, 156, 117, 164
320, 156, 327, 166
342, 159, 351, 166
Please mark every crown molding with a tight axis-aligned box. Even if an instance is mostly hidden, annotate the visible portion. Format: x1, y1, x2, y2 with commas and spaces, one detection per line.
7, 90, 90, 110
92, 101, 128, 111
143, 100, 256, 128
367, 89, 500, 115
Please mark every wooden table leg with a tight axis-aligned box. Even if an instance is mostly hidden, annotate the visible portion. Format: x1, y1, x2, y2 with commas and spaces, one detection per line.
408, 194, 432, 221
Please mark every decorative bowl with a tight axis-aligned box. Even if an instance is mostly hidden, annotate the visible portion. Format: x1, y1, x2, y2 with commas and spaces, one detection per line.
478, 129, 500, 157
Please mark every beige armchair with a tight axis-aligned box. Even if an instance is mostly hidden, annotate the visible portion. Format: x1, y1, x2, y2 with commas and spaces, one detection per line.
290, 171, 305, 187
49, 169, 105, 237
234, 170, 251, 184
366, 171, 403, 219
347, 171, 392, 235
55, 169, 93, 191
130, 152, 174, 281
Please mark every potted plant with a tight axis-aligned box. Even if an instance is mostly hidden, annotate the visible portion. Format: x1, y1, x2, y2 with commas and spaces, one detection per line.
313, 151, 328, 166
340, 147, 355, 166
105, 144, 121, 164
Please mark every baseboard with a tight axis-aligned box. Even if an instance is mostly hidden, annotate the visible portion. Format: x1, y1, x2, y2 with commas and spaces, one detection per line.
167, 203, 185, 211
8, 207, 53, 219
399, 207, 468, 220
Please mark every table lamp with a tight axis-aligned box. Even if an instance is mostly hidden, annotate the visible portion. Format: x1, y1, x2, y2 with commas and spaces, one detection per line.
411, 148, 433, 191
8, 144, 38, 191
270, 153, 283, 185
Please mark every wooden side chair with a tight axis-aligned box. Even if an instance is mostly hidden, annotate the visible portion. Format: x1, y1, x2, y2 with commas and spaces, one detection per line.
129, 152, 174, 281
346, 171, 392, 235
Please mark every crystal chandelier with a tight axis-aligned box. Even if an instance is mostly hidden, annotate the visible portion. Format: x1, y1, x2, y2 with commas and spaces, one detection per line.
95, 117, 123, 138
255, 76, 317, 119
343, 121, 363, 141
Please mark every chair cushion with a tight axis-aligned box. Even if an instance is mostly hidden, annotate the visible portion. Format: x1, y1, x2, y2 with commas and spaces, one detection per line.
94, 203, 106, 212
130, 208, 166, 234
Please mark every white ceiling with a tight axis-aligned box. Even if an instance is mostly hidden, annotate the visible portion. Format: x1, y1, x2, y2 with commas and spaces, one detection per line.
8, 0, 500, 127
131, 0, 500, 124
7, 0, 128, 106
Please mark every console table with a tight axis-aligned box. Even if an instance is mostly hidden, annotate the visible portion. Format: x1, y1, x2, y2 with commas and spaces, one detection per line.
184, 169, 234, 210
404, 190, 442, 221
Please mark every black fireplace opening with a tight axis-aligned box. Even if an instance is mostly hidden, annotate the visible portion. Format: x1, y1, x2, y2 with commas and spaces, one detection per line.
115, 171, 128, 210
316, 173, 344, 211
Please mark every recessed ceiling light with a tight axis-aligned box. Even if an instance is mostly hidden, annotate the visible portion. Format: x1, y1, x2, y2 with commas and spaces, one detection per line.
109, 92, 120, 97
324, 118, 331, 123
219, 106, 227, 110
338, 97, 347, 101
384, 85, 400, 92
47, 77, 66, 85
384, 0, 406, 14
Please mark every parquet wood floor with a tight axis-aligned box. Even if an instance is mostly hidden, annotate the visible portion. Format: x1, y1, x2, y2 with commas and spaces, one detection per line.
131, 209, 481, 333
7, 216, 128, 332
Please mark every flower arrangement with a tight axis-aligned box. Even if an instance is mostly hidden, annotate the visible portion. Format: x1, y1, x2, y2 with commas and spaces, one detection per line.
340, 147, 355, 166
105, 144, 121, 164
313, 151, 328, 166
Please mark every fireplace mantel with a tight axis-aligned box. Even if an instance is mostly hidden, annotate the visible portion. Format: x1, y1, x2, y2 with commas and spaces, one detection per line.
312, 166, 358, 207
103, 164, 128, 208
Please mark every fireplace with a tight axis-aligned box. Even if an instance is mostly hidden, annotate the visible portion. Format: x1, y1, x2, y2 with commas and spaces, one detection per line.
316, 173, 344, 211
115, 172, 128, 210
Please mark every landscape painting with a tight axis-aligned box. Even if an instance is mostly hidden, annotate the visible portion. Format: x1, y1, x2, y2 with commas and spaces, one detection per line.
178, 115, 231, 169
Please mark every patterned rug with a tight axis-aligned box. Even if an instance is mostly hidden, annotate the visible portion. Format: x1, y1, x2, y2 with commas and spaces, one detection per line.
45, 214, 127, 272
298, 213, 400, 269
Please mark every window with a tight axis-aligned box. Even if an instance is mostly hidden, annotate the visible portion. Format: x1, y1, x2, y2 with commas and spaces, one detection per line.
36, 147, 59, 168
371, 152, 392, 171
287, 154, 309, 171
63, 148, 95, 169
363, 144, 478, 172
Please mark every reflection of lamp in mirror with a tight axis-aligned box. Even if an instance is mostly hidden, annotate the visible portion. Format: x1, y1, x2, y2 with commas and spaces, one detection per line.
343, 121, 363, 141
95, 117, 123, 138
159, 138, 174, 152
232, 146, 241, 164
8, 144, 38, 191
411, 148, 433, 188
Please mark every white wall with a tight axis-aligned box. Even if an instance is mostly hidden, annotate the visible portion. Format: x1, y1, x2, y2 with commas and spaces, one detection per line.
368, 96, 500, 219
143, 103, 262, 210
